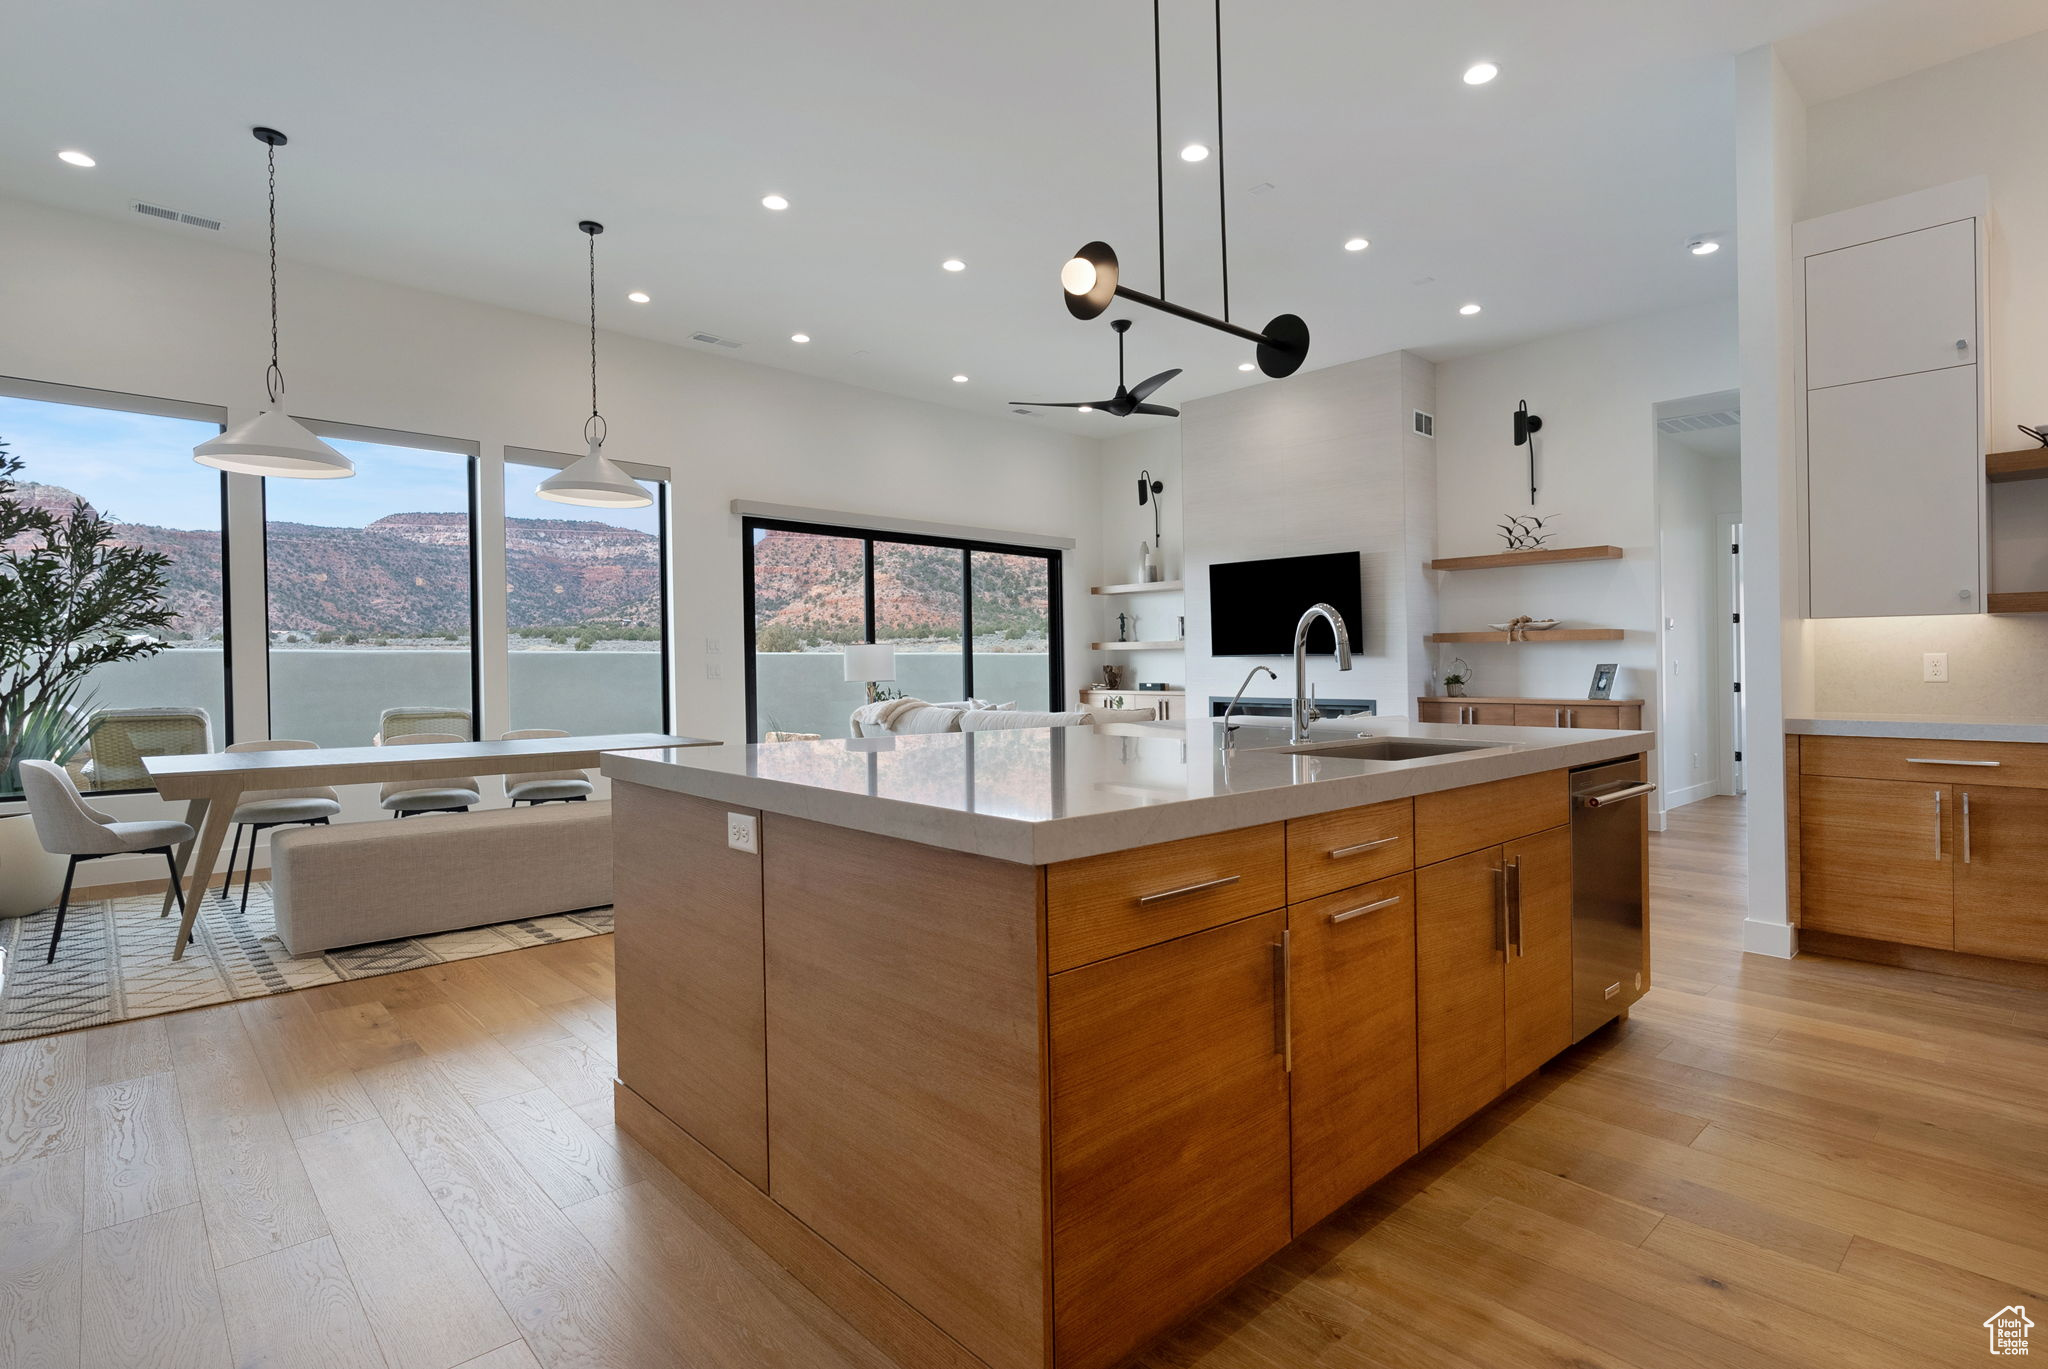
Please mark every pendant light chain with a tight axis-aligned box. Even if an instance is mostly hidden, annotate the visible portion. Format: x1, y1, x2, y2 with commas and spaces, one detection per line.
266, 138, 283, 403
585, 225, 607, 447
1153, 0, 1165, 301
1214, 0, 1230, 325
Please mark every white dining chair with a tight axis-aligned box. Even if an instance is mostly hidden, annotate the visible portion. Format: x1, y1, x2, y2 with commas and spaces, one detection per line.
18, 759, 195, 963
498, 729, 595, 806
218, 740, 342, 916
376, 733, 483, 817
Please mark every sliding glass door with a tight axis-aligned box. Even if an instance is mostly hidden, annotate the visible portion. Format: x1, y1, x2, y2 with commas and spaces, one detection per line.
743, 518, 1061, 741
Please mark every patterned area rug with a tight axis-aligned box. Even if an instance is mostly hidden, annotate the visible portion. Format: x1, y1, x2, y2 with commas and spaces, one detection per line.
0, 883, 612, 1043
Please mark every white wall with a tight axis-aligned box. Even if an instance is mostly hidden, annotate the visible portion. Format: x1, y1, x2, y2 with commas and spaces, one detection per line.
1800, 29, 2048, 717
1431, 300, 1740, 714
0, 192, 1104, 881
1091, 426, 1185, 692
1178, 351, 1436, 721
1656, 435, 1741, 810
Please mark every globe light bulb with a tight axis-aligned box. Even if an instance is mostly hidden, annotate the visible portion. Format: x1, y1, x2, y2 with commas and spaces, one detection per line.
1061, 256, 1098, 295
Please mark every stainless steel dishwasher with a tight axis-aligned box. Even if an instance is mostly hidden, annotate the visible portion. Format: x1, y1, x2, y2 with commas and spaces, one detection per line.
1570, 760, 1657, 1041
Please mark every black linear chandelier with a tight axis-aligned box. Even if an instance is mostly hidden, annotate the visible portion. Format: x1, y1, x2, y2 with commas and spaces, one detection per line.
1058, 0, 1309, 378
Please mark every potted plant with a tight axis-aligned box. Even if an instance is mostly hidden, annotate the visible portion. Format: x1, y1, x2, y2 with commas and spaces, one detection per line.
1440, 658, 1473, 698
0, 438, 176, 917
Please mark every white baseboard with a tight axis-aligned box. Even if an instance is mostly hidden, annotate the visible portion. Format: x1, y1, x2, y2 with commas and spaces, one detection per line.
1742, 917, 1798, 959
1662, 780, 1720, 811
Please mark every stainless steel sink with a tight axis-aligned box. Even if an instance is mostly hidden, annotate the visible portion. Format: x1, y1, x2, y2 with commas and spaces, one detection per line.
1263, 736, 1505, 761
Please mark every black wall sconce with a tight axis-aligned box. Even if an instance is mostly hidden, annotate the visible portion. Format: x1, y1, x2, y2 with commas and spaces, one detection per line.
1514, 400, 1544, 505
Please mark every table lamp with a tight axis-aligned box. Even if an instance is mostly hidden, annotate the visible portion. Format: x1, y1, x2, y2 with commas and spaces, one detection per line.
844, 642, 897, 704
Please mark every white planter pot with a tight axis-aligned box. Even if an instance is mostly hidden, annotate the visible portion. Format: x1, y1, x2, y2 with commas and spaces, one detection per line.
0, 814, 67, 919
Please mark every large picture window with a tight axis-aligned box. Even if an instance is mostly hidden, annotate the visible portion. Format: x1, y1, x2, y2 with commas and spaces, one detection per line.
0, 385, 229, 794
504, 454, 669, 735
743, 517, 1061, 741
265, 430, 477, 747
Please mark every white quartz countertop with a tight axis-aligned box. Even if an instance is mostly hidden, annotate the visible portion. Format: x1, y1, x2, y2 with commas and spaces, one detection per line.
601, 717, 1654, 865
1786, 714, 2048, 744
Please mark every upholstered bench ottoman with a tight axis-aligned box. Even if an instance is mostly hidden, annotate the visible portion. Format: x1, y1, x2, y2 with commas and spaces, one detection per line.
270, 800, 613, 956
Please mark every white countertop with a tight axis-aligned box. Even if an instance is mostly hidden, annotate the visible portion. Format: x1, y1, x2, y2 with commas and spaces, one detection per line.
601, 718, 1653, 865
1786, 714, 2048, 744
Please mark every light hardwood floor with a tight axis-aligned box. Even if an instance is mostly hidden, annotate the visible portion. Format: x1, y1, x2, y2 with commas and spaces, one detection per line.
2, 796, 2041, 1369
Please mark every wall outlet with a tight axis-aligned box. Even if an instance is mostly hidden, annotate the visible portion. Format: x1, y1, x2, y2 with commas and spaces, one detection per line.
705, 637, 721, 654
726, 811, 759, 854
705, 660, 722, 680
1923, 652, 1949, 683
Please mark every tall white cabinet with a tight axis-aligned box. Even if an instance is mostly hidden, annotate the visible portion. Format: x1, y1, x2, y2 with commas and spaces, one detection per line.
1797, 182, 1988, 619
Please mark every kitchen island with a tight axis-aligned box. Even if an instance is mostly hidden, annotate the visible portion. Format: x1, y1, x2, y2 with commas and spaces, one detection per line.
601, 717, 1653, 1369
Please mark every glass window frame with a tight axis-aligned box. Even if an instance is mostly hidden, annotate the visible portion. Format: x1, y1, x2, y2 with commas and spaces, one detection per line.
0, 374, 232, 797
260, 420, 482, 746
501, 448, 673, 737
740, 514, 1064, 743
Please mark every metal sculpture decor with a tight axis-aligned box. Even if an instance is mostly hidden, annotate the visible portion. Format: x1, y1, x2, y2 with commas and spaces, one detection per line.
1057, 0, 1309, 378
1497, 513, 1558, 551
1010, 320, 1182, 417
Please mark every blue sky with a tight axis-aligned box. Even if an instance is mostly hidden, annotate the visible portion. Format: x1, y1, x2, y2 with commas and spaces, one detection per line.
2, 394, 658, 536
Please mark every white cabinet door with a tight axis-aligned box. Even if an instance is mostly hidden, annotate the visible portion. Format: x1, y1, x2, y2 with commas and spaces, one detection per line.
1808, 365, 1981, 618
1805, 219, 1977, 391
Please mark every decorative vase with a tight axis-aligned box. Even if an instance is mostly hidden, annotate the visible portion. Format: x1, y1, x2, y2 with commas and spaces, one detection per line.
0, 813, 66, 920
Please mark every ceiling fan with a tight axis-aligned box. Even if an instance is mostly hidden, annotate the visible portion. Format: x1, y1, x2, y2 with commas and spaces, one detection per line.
1009, 320, 1182, 418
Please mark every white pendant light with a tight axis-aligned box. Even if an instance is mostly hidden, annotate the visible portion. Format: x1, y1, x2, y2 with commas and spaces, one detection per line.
194, 128, 352, 479
539, 221, 652, 509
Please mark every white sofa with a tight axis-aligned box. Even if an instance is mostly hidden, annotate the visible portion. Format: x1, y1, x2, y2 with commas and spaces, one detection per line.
269, 801, 612, 956
849, 700, 1159, 737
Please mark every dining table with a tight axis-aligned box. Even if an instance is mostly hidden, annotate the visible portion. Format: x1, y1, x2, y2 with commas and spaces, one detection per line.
142, 731, 717, 959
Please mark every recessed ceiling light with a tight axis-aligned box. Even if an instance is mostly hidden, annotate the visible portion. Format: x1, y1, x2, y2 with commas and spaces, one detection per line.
1689, 237, 1721, 256
1078, 405, 1094, 412
790, 332, 810, 343
1459, 302, 1483, 315
626, 291, 651, 304
1344, 237, 1369, 252
1180, 143, 1210, 163
952, 374, 969, 383
57, 149, 95, 168
1463, 62, 1498, 85
1238, 362, 1256, 372
761, 193, 789, 211
942, 258, 966, 272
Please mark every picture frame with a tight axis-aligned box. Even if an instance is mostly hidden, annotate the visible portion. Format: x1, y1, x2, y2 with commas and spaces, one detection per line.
1587, 663, 1618, 700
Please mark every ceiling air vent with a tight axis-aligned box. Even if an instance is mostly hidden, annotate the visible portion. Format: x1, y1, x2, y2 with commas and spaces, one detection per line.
134, 201, 222, 231
1658, 408, 1739, 434
1412, 410, 1435, 438
689, 332, 742, 349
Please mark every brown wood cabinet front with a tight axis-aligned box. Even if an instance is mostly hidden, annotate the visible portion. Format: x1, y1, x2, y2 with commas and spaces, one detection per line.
1953, 785, 2048, 963
1288, 875, 1418, 1233
1049, 911, 1292, 1369
1045, 822, 1286, 972
1503, 825, 1574, 1083
1415, 847, 1508, 1145
1285, 798, 1413, 903
1513, 704, 1627, 730
1800, 774, 1954, 948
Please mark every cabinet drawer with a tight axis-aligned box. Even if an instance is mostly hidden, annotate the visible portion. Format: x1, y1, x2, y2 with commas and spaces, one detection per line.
1799, 735, 2048, 789
1285, 799, 1413, 903
1047, 823, 1286, 973
1414, 770, 1570, 867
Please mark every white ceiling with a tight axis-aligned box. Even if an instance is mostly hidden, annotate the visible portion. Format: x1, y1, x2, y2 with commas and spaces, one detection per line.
2, 0, 2037, 434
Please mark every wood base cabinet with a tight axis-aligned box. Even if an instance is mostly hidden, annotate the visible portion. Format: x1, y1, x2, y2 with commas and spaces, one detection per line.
1953, 785, 2048, 963
1416, 827, 1573, 1145
1418, 696, 1643, 730
1800, 774, 1954, 948
1049, 911, 1292, 1369
1288, 874, 1417, 1233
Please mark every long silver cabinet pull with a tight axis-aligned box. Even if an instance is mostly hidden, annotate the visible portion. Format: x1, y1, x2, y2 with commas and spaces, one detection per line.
1328, 837, 1399, 860
1494, 864, 1509, 958
1272, 934, 1292, 1071
1580, 781, 1659, 809
1962, 791, 1972, 865
1329, 894, 1402, 925
1137, 874, 1240, 905
1507, 857, 1524, 956
1933, 790, 1943, 859
1554, 708, 1563, 727
1906, 757, 2000, 767
1566, 709, 1577, 727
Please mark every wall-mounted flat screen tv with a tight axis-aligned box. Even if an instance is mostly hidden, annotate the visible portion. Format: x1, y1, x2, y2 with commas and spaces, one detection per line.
1208, 551, 1363, 656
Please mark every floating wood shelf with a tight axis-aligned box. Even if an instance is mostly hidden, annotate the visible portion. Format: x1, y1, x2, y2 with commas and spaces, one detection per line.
1988, 591, 2048, 614
1987, 449, 2048, 484
1090, 640, 1185, 651
1426, 545, 1624, 572
1426, 628, 1626, 644
1090, 579, 1185, 596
